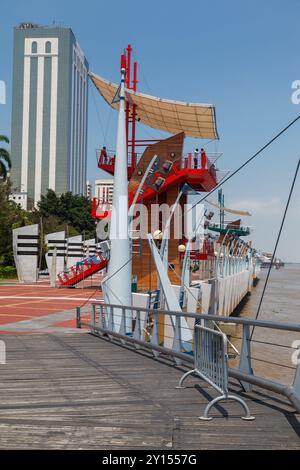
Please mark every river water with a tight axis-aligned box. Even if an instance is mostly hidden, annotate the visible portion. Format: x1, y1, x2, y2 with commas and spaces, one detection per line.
233, 264, 300, 385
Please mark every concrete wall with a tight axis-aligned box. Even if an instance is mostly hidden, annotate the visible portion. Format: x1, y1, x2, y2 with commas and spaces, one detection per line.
83, 238, 96, 258
217, 270, 252, 316
13, 224, 39, 283
45, 231, 65, 277
66, 235, 83, 268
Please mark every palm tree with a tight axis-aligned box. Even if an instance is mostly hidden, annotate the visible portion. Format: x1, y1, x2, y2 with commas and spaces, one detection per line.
0, 135, 11, 181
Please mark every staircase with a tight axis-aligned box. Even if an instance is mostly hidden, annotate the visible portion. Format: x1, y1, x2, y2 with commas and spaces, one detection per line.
130, 229, 142, 256
57, 253, 108, 287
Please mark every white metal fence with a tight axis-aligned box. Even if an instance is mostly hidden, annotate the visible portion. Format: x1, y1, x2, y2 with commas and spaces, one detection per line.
177, 325, 254, 420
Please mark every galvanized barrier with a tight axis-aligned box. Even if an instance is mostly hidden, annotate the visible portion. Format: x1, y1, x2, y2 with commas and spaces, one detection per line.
177, 325, 254, 420
76, 302, 300, 415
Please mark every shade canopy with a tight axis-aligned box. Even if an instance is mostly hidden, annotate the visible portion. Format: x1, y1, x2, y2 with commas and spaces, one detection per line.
207, 199, 252, 216
90, 72, 219, 140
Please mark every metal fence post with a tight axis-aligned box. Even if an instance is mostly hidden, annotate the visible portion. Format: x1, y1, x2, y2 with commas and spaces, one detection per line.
133, 309, 142, 349
108, 305, 114, 336
238, 324, 253, 392
96, 304, 105, 336
208, 278, 218, 319
76, 306, 81, 329
172, 314, 182, 365
119, 307, 126, 335
99, 303, 104, 329
119, 307, 126, 344
293, 351, 300, 396
151, 310, 160, 357
91, 304, 96, 333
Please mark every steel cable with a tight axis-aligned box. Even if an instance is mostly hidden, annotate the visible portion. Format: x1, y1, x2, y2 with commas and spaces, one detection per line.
250, 157, 300, 339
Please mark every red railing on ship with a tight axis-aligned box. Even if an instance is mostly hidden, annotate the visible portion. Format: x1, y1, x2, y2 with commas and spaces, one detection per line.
97, 149, 220, 176
97, 150, 138, 170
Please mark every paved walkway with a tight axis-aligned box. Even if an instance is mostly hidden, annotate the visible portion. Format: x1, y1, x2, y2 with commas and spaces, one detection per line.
0, 310, 85, 334
0, 284, 102, 334
0, 332, 299, 449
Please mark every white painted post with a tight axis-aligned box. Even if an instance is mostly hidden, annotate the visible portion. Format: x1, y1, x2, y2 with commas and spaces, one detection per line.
50, 247, 57, 287
102, 55, 132, 332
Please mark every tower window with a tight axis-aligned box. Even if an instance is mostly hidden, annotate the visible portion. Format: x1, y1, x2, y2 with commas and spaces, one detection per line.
31, 41, 37, 53
45, 41, 51, 53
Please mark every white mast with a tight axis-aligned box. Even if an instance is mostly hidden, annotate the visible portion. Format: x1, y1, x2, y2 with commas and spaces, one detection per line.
103, 53, 132, 331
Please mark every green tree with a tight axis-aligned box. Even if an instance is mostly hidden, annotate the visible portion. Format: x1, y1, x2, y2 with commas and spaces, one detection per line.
0, 179, 31, 266
0, 135, 11, 181
0, 185, 96, 268
37, 189, 95, 239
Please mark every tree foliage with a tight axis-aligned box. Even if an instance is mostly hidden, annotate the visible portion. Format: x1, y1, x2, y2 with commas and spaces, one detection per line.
0, 180, 31, 265
37, 189, 95, 238
0, 135, 11, 181
0, 182, 95, 267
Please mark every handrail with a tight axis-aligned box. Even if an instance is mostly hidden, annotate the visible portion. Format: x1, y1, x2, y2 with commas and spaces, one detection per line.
84, 302, 300, 332
97, 149, 222, 173
76, 301, 300, 412
57, 252, 107, 286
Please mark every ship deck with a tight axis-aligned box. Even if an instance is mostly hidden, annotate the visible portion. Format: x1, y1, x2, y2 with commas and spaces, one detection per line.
0, 331, 299, 450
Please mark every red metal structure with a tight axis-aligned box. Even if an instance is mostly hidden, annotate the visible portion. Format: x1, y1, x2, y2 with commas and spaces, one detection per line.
97, 45, 161, 180
94, 150, 219, 221
59, 45, 221, 288
93, 45, 221, 224
57, 253, 108, 287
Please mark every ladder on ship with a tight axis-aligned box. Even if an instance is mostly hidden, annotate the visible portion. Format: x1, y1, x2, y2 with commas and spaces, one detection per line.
57, 253, 108, 287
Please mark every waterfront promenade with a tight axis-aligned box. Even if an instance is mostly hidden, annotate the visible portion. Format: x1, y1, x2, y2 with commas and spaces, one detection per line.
0, 332, 299, 450
0, 266, 299, 449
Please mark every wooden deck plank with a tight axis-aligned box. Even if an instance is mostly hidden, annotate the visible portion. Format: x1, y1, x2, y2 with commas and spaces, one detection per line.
0, 332, 299, 449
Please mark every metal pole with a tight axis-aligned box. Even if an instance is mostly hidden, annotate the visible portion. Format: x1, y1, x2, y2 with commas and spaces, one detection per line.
76, 307, 81, 329
102, 53, 132, 330
125, 45, 131, 155
132, 61, 137, 169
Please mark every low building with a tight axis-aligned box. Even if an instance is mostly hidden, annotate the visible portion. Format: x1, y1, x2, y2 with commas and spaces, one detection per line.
9, 191, 28, 210
86, 180, 92, 200
95, 179, 114, 204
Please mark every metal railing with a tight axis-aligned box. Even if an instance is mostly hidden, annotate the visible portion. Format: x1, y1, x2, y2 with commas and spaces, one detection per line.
76, 302, 300, 413
97, 149, 142, 168
96, 149, 222, 176
176, 324, 254, 420
57, 252, 107, 286
180, 152, 222, 171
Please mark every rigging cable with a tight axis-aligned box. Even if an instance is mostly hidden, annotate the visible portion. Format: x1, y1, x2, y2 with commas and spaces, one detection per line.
186, 114, 300, 215
250, 157, 300, 339
90, 81, 106, 143
78, 256, 133, 308
131, 49, 171, 139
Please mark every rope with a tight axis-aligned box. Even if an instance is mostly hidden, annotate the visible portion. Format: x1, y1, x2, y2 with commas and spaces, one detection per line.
91, 84, 106, 143
186, 114, 300, 215
104, 106, 113, 144
250, 158, 300, 339
230, 335, 299, 350
131, 49, 170, 139
79, 254, 133, 309
167, 262, 239, 355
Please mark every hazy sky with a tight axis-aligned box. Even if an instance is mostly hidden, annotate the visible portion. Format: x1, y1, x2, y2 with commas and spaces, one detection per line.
0, 0, 299, 261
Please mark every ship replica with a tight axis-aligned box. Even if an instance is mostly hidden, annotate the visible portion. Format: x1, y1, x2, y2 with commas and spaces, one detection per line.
258, 252, 284, 269
57, 45, 259, 330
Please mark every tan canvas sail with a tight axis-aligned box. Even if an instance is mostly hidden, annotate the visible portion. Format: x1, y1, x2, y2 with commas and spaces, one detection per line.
90, 72, 218, 139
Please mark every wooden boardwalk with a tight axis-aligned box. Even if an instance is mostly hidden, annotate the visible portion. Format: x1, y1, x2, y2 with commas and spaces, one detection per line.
0, 332, 299, 450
